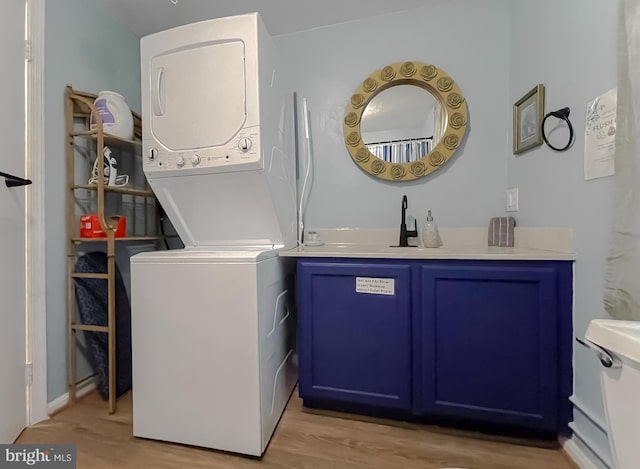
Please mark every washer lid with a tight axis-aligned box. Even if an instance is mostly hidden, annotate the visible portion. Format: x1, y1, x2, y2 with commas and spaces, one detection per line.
585, 319, 640, 364
131, 246, 280, 264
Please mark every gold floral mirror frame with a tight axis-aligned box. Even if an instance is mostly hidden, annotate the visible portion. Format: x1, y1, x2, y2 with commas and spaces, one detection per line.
343, 61, 468, 182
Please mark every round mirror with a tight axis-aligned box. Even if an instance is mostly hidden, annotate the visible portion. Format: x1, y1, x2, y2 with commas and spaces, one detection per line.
360, 85, 442, 163
343, 61, 468, 182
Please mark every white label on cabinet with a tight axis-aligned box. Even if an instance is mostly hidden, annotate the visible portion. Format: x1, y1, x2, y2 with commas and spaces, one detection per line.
355, 277, 395, 295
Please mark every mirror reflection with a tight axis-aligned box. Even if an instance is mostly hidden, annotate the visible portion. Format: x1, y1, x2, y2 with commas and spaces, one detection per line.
360, 85, 444, 163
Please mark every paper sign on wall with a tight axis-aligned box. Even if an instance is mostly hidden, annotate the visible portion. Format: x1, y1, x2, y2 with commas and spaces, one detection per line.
584, 88, 617, 180
355, 277, 395, 295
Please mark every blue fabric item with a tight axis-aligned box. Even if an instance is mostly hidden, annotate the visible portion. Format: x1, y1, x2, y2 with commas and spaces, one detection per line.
73, 251, 132, 400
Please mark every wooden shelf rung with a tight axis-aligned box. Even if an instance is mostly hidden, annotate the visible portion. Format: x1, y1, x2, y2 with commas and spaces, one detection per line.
71, 272, 108, 279
71, 324, 108, 333
71, 184, 155, 198
70, 129, 141, 146
71, 236, 161, 243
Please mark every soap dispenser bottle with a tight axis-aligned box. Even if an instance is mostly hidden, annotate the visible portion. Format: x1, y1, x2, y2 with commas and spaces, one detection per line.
422, 210, 443, 248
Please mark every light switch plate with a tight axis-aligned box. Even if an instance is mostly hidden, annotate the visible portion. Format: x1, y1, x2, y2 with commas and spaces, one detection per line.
506, 187, 519, 212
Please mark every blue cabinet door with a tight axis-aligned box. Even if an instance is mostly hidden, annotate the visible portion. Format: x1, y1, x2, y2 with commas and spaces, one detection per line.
416, 261, 560, 432
298, 260, 412, 410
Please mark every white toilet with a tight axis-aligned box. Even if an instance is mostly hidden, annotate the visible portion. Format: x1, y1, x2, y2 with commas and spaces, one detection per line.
585, 319, 640, 469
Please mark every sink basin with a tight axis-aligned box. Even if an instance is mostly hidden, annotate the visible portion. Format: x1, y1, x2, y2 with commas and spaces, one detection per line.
585, 319, 640, 363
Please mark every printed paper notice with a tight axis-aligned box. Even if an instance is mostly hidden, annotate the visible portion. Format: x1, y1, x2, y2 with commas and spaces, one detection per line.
356, 277, 395, 296
584, 88, 617, 180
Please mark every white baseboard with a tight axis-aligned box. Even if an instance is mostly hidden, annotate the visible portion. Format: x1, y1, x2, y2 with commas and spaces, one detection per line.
47, 377, 96, 416
562, 434, 608, 469
570, 396, 607, 434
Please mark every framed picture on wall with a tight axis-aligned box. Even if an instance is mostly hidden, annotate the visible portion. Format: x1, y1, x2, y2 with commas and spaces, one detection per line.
513, 84, 545, 154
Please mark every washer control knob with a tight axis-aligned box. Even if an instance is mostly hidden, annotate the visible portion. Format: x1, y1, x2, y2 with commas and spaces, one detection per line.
238, 137, 252, 152
191, 154, 201, 166
176, 155, 185, 167
149, 148, 158, 161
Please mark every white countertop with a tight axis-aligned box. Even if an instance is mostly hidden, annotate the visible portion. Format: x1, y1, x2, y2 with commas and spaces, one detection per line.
279, 227, 575, 261
281, 244, 574, 260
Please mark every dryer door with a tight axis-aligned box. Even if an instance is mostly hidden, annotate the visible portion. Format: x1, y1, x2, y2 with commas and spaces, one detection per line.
150, 40, 246, 151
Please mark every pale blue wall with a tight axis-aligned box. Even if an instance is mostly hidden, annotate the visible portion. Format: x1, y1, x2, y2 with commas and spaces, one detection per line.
508, 1, 617, 467
275, 0, 511, 230
45, 0, 141, 402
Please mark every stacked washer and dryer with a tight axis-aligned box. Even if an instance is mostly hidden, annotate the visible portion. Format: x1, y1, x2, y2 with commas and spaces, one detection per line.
130, 13, 298, 456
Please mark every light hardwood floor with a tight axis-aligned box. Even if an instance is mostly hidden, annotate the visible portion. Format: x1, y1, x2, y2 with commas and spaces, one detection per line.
17, 391, 575, 469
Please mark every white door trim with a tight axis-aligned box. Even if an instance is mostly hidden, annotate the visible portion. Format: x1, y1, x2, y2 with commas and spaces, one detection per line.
25, 0, 47, 425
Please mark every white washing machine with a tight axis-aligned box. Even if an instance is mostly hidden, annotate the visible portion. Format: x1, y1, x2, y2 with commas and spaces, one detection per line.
131, 248, 297, 456
132, 13, 298, 456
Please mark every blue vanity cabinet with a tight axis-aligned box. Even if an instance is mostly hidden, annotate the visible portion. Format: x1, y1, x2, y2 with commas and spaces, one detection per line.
297, 260, 412, 410
415, 261, 573, 434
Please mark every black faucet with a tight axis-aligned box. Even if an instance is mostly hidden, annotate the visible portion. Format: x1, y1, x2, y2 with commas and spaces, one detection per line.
398, 195, 418, 247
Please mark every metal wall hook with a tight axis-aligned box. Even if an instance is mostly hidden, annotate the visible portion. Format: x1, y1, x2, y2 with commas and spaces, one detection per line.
0, 171, 32, 187
550, 107, 571, 119
542, 107, 574, 152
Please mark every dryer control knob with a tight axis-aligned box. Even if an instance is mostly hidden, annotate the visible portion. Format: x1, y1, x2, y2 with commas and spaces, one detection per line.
176, 155, 185, 167
191, 154, 201, 166
238, 137, 252, 152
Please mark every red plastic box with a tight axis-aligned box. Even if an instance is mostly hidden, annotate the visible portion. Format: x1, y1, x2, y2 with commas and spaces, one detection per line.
80, 214, 126, 238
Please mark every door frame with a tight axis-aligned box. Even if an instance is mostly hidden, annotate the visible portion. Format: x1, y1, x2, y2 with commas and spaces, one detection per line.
26, 0, 47, 425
